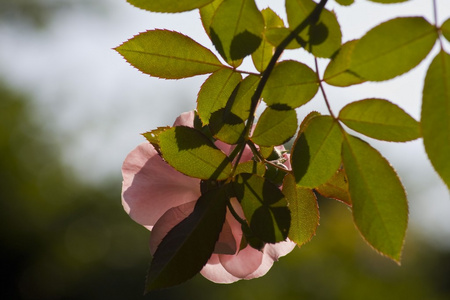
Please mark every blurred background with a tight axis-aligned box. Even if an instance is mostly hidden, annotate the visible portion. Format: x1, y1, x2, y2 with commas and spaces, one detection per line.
1, 0, 449, 299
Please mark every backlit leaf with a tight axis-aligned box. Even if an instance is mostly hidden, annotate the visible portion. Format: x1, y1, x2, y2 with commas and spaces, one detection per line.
145, 188, 228, 291
286, 0, 342, 58
342, 134, 408, 262
339, 98, 421, 142
210, 0, 264, 65
265, 27, 302, 49
151, 126, 232, 180
128, 0, 214, 13
282, 174, 319, 247
421, 51, 450, 189
197, 68, 242, 125
234, 161, 266, 177
251, 106, 298, 146
441, 18, 450, 43
316, 167, 351, 206
115, 30, 223, 79
200, 0, 224, 37
252, 8, 284, 72
262, 60, 319, 108
367, 0, 409, 3
291, 116, 343, 188
349, 17, 438, 81
233, 174, 290, 243
335, 0, 354, 6
323, 40, 365, 87
209, 75, 259, 144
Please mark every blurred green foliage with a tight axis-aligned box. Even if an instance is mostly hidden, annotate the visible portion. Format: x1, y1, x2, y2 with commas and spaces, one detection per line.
1, 81, 450, 299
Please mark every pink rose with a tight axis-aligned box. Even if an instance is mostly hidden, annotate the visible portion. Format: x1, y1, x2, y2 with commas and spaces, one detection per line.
121, 111, 295, 283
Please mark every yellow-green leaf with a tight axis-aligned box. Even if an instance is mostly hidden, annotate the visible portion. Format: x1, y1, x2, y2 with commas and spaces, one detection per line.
209, 0, 264, 65
197, 68, 242, 125
252, 8, 284, 72
291, 116, 343, 188
199, 0, 224, 37
441, 18, 450, 43
128, 0, 214, 13
115, 30, 223, 79
155, 126, 232, 180
286, 0, 342, 58
262, 60, 319, 108
339, 98, 421, 142
349, 17, 438, 81
367, 0, 409, 3
251, 107, 298, 146
421, 51, 450, 189
316, 167, 351, 206
342, 134, 408, 262
283, 174, 319, 247
323, 40, 365, 87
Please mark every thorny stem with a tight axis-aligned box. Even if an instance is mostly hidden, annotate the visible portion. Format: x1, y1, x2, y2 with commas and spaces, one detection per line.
314, 57, 336, 119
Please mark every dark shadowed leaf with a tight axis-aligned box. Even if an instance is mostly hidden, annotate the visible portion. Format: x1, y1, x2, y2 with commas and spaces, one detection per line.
339, 98, 421, 142
197, 68, 242, 125
323, 40, 365, 87
262, 60, 319, 108
286, 0, 342, 58
349, 17, 437, 81
115, 30, 223, 79
209, 0, 264, 65
251, 106, 298, 146
145, 188, 228, 291
127, 0, 214, 13
233, 174, 290, 243
291, 115, 343, 188
342, 134, 408, 263
282, 174, 319, 247
148, 126, 232, 180
421, 51, 450, 189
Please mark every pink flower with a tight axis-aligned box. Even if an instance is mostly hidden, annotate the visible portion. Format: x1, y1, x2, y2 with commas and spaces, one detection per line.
121, 111, 296, 283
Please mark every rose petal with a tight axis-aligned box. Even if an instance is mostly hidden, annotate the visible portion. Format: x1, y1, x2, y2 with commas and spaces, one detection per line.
121, 142, 201, 230
173, 111, 195, 127
214, 220, 237, 255
219, 246, 263, 278
200, 254, 241, 283
149, 201, 196, 255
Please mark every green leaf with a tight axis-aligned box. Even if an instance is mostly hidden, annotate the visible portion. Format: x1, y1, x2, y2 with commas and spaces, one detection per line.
286, 0, 342, 58
422, 51, 450, 189
233, 174, 290, 244
200, 0, 224, 37
150, 126, 232, 180
349, 17, 438, 81
209, 0, 264, 65
265, 27, 302, 49
197, 68, 242, 125
115, 30, 224, 79
145, 188, 228, 291
339, 98, 421, 142
251, 106, 298, 146
367, 0, 409, 3
323, 40, 365, 87
282, 174, 319, 247
127, 0, 214, 13
234, 161, 266, 177
291, 116, 343, 188
342, 134, 408, 262
316, 166, 351, 206
208, 75, 259, 144
335, 0, 354, 6
252, 8, 284, 72
262, 60, 319, 108
441, 18, 450, 43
